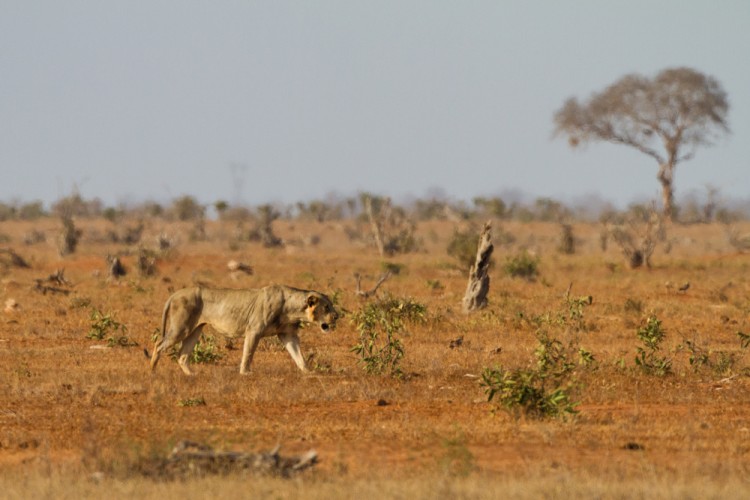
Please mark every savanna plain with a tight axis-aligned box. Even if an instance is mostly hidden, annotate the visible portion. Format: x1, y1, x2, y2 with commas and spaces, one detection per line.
1, 215, 749, 499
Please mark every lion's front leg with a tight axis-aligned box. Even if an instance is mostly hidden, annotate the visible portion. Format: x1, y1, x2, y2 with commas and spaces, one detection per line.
239, 330, 262, 375
279, 331, 309, 372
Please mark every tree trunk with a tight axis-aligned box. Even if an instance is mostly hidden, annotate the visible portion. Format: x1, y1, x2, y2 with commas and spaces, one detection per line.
657, 162, 675, 222
462, 221, 494, 313
363, 196, 386, 256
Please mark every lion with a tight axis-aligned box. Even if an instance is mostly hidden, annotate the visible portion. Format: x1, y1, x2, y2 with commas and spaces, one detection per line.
149, 284, 339, 375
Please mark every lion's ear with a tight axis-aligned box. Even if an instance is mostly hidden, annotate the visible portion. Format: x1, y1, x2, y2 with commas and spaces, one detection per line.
306, 295, 319, 308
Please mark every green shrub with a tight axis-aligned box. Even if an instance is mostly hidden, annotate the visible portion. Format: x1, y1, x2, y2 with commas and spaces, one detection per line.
563, 293, 593, 332
446, 228, 480, 270
530, 291, 593, 332
503, 251, 539, 281
88, 309, 137, 348
679, 337, 743, 377
482, 367, 577, 419
738, 331, 750, 349
380, 261, 404, 275
154, 331, 223, 365
350, 295, 426, 378
635, 315, 672, 376
481, 331, 581, 419
88, 309, 127, 340
187, 335, 223, 365
623, 298, 644, 314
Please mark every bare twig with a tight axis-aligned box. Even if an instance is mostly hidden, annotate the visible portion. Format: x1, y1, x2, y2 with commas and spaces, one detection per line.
355, 272, 392, 299
47, 268, 72, 286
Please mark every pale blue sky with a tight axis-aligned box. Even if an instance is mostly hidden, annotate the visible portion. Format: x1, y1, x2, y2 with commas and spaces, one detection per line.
1, 1, 748, 209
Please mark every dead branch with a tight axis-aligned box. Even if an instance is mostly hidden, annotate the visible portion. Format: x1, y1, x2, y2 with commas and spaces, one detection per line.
47, 269, 72, 286
462, 221, 494, 313
0, 248, 31, 269
32, 268, 73, 295
449, 336, 464, 349
136, 440, 318, 480
354, 272, 392, 299
33, 280, 71, 295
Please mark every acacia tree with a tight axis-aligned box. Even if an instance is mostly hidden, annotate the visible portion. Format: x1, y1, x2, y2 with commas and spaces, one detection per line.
553, 67, 730, 221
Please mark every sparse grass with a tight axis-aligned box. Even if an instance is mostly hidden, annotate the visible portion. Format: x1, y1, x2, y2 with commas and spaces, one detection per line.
3, 469, 750, 500
1, 218, 750, 495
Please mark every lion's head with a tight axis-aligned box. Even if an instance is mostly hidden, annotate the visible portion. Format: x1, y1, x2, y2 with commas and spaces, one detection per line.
305, 293, 339, 332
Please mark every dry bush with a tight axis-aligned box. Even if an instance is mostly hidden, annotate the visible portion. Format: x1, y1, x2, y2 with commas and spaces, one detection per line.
57, 215, 81, 256
605, 209, 665, 268
557, 223, 575, 254
361, 194, 419, 256
726, 225, 750, 252
23, 229, 46, 245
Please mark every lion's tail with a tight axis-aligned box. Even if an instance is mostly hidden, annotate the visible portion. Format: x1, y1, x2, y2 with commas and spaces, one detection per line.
160, 294, 173, 341
147, 294, 174, 369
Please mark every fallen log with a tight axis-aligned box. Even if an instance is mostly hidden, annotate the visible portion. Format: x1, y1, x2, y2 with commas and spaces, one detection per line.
137, 440, 318, 480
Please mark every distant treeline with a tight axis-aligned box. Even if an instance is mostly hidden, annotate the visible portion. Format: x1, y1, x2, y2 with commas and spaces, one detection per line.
1, 189, 749, 224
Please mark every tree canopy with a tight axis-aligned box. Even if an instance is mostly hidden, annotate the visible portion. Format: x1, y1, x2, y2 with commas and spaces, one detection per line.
553, 67, 730, 221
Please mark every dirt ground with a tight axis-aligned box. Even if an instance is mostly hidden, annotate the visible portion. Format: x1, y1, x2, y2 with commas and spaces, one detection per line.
1, 218, 750, 495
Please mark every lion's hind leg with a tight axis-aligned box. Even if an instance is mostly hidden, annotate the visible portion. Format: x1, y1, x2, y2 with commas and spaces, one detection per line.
176, 325, 204, 376
150, 330, 183, 372
149, 339, 164, 371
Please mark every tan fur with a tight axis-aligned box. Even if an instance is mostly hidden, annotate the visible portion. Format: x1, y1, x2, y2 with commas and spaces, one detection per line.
150, 284, 338, 375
